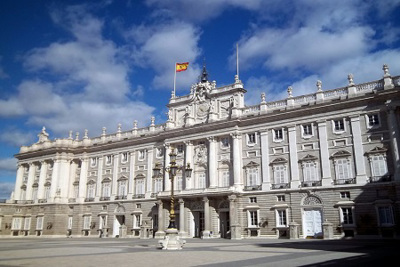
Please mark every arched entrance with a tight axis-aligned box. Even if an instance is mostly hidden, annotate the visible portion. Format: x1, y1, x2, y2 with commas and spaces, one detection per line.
218, 200, 230, 238
189, 201, 204, 238
113, 205, 126, 237
302, 195, 323, 238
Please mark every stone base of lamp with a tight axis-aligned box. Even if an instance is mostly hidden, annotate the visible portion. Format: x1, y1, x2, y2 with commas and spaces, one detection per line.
158, 228, 186, 250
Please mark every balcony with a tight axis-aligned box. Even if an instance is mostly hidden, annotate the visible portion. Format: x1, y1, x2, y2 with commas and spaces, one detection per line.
271, 183, 290, 190
100, 197, 110, 201
38, 199, 47, 203
244, 185, 262, 191
115, 195, 127, 200
334, 178, 356, 185
84, 197, 95, 202
301, 181, 321, 187
133, 194, 145, 199
68, 198, 76, 203
369, 175, 392, 183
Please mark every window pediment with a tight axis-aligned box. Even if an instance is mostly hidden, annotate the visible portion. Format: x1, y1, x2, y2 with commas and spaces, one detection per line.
331, 150, 351, 158
299, 154, 318, 162
366, 146, 387, 155
243, 161, 259, 169
270, 158, 288, 165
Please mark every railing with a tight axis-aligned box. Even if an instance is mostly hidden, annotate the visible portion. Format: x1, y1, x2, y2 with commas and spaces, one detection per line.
115, 195, 127, 200
334, 178, 356, 185
133, 194, 145, 199
84, 197, 95, 202
271, 183, 290, 189
301, 181, 322, 187
100, 197, 110, 201
244, 185, 262, 191
369, 175, 392, 183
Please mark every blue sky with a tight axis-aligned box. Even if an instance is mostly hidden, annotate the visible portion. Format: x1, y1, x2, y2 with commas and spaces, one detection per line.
1, 0, 400, 198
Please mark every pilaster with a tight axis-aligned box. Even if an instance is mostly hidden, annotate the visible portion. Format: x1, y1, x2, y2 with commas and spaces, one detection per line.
231, 132, 243, 191
317, 121, 332, 185
260, 130, 271, 190
184, 141, 194, 190
112, 154, 119, 198
37, 161, 48, 201
202, 197, 211, 238
350, 115, 367, 184
146, 149, 153, 198
288, 126, 300, 188
178, 198, 187, 237
13, 164, 25, 201
78, 157, 88, 203
208, 136, 217, 188
387, 106, 400, 181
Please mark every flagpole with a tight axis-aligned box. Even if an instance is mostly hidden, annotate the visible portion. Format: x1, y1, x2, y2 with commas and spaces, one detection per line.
236, 43, 239, 80
173, 62, 176, 98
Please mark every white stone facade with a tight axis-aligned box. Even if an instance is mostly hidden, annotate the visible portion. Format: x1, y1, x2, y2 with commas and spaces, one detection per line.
1, 64, 400, 239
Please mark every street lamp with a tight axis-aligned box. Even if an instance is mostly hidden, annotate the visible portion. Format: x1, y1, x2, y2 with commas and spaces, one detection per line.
153, 147, 192, 249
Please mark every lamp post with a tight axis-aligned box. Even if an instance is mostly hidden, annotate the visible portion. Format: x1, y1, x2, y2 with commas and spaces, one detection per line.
153, 148, 192, 249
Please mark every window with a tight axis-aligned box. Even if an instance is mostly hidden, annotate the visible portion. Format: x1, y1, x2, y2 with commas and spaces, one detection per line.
117, 179, 127, 198
274, 129, 283, 141
248, 210, 259, 227
249, 197, 257, 203
176, 176, 183, 190
247, 168, 259, 186
121, 152, 128, 163
138, 150, 145, 160
303, 162, 318, 182
44, 184, 51, 199
153, 178, 163, 193
156, 147, 164, 158
276, 210, 287, 227
367, 114, 380, 128
302, 124, 313, 137
102, 181, 111, 198
378, 206, 394, 226
68, 216, 73, 230
90, 157, 97, 167
198, 173, 206, 189
24, 217, 31, 230
135, 178, 145, 196
12, 218, 22, 230
221, 170, 230, 187
340, 192, 350, 199
36, 217, 43, 230
99, 215, 107, 229
221, 137, 229, 148
133, 214, 142, 229
335, 158, 352, 180
83, 216, 91, 229
32, 186, 38, 201
247, 133, 256, 145
277, 195, 285, 202
340, 207, 354, 225
177, 144, 184, 154
273, 164, 287, 184
370, 155, 388, 177
105, 155, 112, 165
86, 182, 95, 199
333, 119, 345, 132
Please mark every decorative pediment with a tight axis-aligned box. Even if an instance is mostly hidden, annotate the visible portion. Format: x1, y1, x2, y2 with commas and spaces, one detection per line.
243, 161, 259, 169
366, 146, 387, 155
270, 158, 288, 165
101, 177, 112, 183
299, 154, 318, 162
135, 173, 145, 179
330, 150, 351, 158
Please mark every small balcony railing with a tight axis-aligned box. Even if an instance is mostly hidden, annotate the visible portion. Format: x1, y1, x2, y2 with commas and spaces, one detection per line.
369, 175, 392, 183
100, 197, 110, 201
133, 194, 145, 199
334, 178, 356, 185
84, 197, 95, 202
271, 183, 290, 189
115, 195, 127, 200
301, 181, 322, 187
244, 185, 262, 191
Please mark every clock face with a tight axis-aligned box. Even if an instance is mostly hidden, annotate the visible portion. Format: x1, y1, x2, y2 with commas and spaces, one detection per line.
197, 103, 209, 117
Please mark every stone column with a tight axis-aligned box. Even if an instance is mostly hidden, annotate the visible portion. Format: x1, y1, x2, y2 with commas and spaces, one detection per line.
58, 155, 71, 203
350, 115, 367, 184
288, 126, 300, 188
78, 157, 88, 203
96, 157, 103, 198
184, 141, 194, 189
208, 137, 217, 188
68, 160, 77, 199
37, 161, 48, 201
128, 151, 136, 196
50, 158, 60, 201
164, 144, 171, 191
112, 154, 119, 197
155, 200, 165, 238
146, 149, 153, 198
317, 121, 332, 185
14, 164, 25, 201
202, 197, 211, 238
229, 194, 242, 240
387, 107, 400, 181
260, 130, 271, 190
178, 198, 186, 236
231, 132, 243, 190
25, 163, 35, 201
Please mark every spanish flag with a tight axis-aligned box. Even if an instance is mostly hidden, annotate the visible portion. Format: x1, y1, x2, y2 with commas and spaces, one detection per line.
176, 62, 189, 72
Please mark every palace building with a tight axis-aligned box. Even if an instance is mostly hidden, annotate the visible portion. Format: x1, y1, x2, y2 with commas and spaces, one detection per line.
1, 64, 399, 239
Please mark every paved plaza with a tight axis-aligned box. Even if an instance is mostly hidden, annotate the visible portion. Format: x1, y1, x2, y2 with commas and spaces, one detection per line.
0, 237, 397, 267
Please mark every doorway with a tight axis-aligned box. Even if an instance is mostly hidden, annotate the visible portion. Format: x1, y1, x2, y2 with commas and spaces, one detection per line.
303, 209, 323, 238
191, 211, 204, 238
113, 215, 125, 237
219, 211, 230, 238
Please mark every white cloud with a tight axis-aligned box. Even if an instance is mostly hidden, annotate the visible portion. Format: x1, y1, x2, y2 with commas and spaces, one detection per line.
0, 129, 34, 147
127, 21, 202, 91
0, 158, 17, 171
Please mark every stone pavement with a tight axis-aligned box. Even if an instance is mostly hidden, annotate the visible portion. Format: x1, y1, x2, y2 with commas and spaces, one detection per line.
0, 237, 398, 267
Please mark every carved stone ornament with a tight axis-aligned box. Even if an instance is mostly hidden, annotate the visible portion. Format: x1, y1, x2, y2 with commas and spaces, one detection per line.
194, 144, 207, 165
303, 195, 322, 206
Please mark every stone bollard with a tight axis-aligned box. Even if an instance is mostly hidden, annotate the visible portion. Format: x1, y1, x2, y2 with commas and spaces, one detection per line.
322, 220, 334, 239
289, 221, 300, 239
